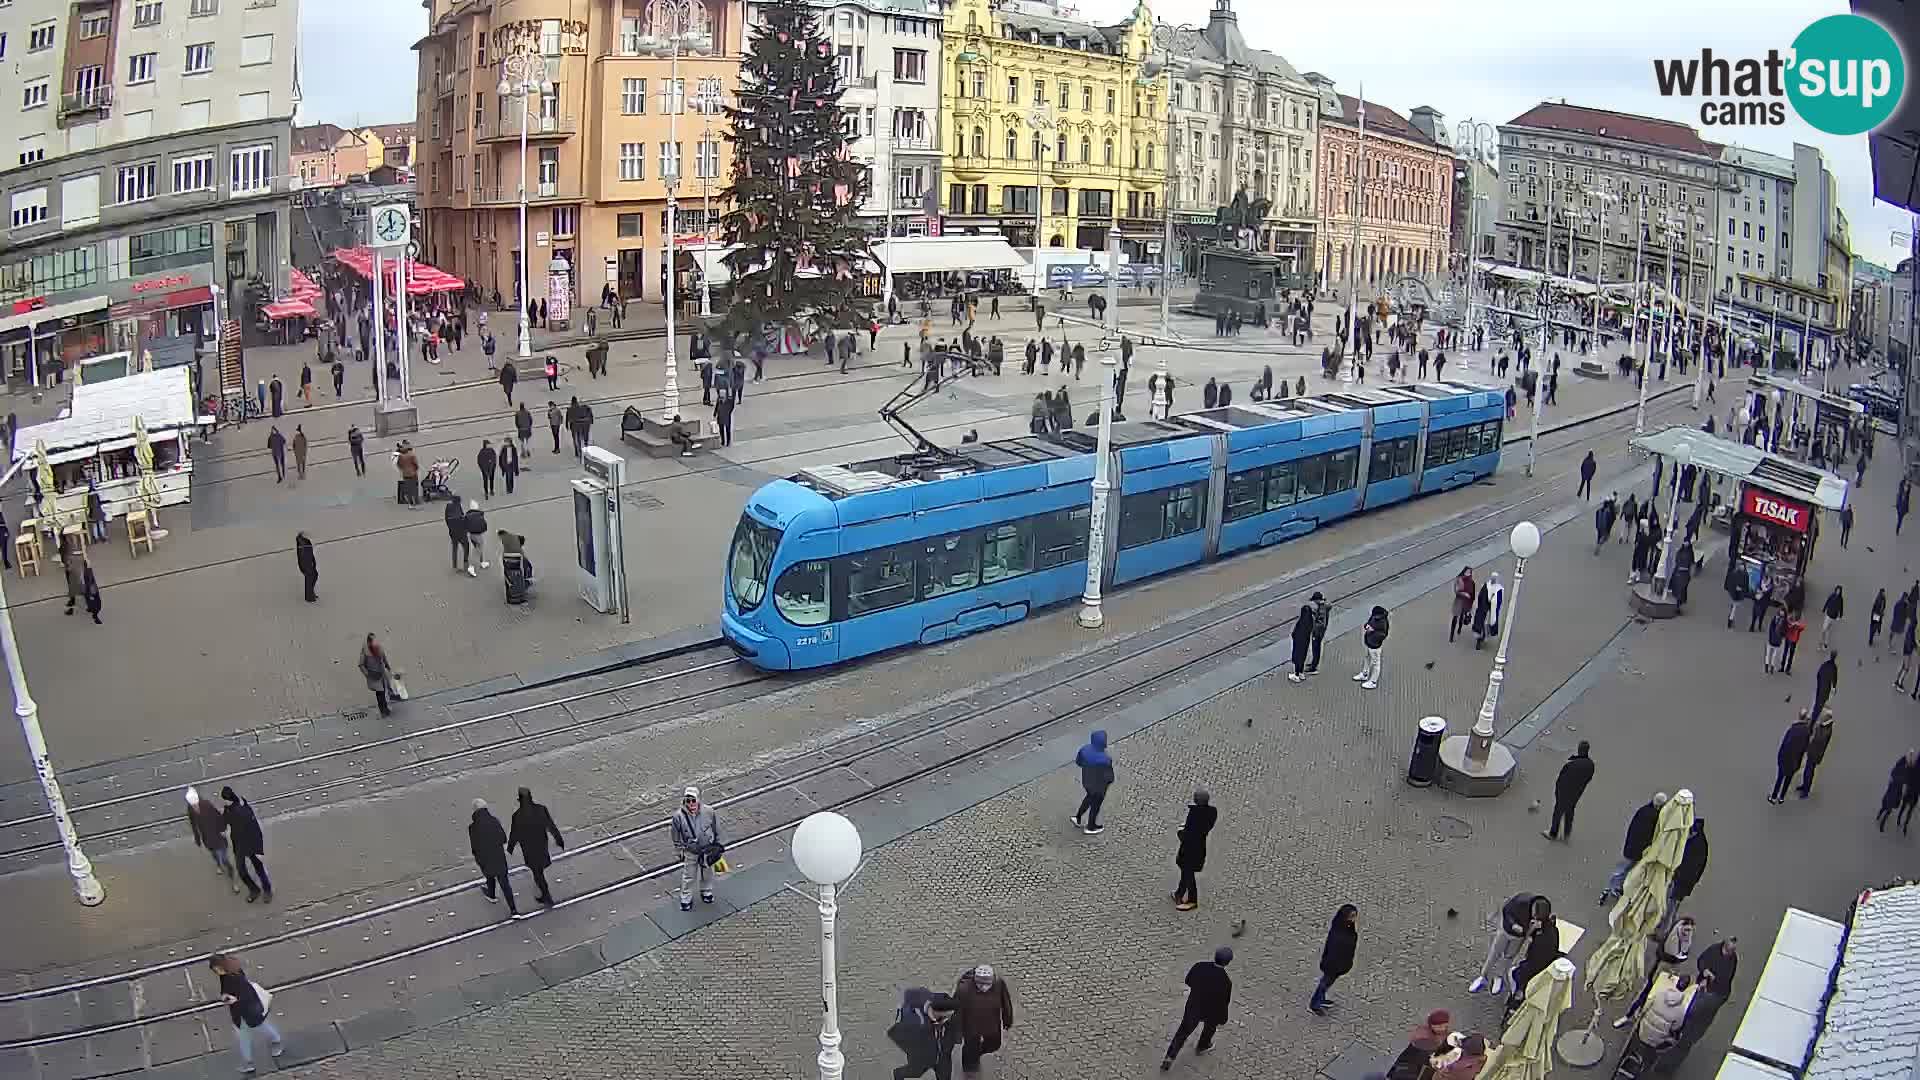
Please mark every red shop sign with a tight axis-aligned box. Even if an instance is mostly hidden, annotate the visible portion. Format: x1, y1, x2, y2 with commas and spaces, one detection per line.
130, 274, 191, 294
1742, 487, 1811, 533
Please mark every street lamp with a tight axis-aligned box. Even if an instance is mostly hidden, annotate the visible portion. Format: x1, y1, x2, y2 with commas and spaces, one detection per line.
1654, 440, 1691, 598
1147, 23, 1201, 338
638, 9, 713, 422
1630, 192, 1654, 434
1080, 269, 1120, 631
1469, 520, 1540, 763
1452, 120, 1496, 346
791, 811, 864, 1080
1343, 85, 1371, 389
692, 79, 730, 319
1028, 105, 1052, 300
497, 51, 550, 363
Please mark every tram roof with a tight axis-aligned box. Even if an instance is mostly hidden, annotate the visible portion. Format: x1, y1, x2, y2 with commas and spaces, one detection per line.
1630, 425, 1850, 510
1745, 374, 1867, 416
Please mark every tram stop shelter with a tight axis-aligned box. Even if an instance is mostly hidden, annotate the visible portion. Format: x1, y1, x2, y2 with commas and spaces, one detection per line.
1630, 426, 1848, 615
1743, 374, 1866, 465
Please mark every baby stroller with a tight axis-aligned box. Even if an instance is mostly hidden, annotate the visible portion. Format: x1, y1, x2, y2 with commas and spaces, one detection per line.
421, 458, 458, 502
503, 550, 535, 604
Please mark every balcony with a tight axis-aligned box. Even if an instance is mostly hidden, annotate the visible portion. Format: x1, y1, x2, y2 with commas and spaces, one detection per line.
436, 72, 457, 98
472, 182, 583, 206
475, 112, 578, 144
892, 193, 928, 212
842, 73, 878, 91
890, 134, 938, 155
58, 86, 112, 123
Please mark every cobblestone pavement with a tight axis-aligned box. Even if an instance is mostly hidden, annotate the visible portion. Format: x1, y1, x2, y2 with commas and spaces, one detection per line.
0, 393, 1692, 986
270, 401, 1906, 1080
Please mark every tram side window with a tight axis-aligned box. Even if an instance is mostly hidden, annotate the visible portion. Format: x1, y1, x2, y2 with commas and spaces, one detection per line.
1393, 435, 1418, 476
921, 530, 982, 599
1164, 483, 1205, 537
1369, 441, 1395, 483
774, 560, 831, 626
1481, 419, 1504, 454
1035, 505, 1091, 568
1118, 484, 1207, 549
1118, 490, 1165, 549
1296, 455, 1328, 500
1448, 427, 1471, 464
1224, 468, 1264, 522
1264, 462, 1296, 510
981, 522, 1034, 582
1327, 448, 1360, 493
845, 543, 917, 616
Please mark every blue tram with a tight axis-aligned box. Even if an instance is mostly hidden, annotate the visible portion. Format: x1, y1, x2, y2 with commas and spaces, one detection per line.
722, 381, 1505, 670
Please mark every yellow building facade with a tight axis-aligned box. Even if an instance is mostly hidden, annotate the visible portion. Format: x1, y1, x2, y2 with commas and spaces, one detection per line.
938, 0, 1163, 257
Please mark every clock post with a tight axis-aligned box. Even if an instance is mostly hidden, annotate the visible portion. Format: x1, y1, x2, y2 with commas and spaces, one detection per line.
369, 203, 418, 438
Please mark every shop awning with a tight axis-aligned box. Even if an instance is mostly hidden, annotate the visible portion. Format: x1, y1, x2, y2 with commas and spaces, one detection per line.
289, 267, 321, 299
262, 298, 316, 320
1630, 425, 1850, 510
874, 236, 1029, 276
0, 295, 111, 338
13, 366, 197, 463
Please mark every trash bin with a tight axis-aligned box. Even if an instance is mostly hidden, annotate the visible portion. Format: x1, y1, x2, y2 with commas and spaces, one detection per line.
1407, 716, 1447, 787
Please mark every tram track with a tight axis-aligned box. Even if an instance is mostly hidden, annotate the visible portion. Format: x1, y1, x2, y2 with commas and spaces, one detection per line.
0, 643, 763, 864
0, 394, 1685, 1051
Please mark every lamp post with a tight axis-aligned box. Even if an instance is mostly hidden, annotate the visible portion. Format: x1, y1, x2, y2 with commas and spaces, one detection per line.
1630, 193, 1654, 434
1080, 228, 1122, 631
1148, 23, 1200, 338
694, 80, 729, 320
640, 10, 713, 423
791, 812, 864, 1080
1342, 85, 1369, 389
497, 51, 548, 363
1468, 521, 1540, 764
1029, 106, 1051, 297
1453, 120, 1496, 346
1654, 440, 1691, 598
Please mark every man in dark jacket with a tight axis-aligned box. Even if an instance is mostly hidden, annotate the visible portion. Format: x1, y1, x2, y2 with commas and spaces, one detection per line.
476, 440, 498, 499
464, 503, 489, 576
267, 426, 287, 483
1577, 450, 1597, 500
1543, 741, 1596, 841
889, 989, 959, 1080
1162, 946, 1233, 1070
1306, 591, 1331, 674
1811, 650, 1840, 719
221, 786, 271, 903
1599, 792, 1667, 904
1771, 711, 1813, 804
445, 496, 471, 572
507, 787, 565, 906
1071, 730, 1114, 835
185, 785, 237, 892
1470, 893, 1547, 995
468, 798, 518, 917
953, 965, 1013, 1074
1668, 819, 1710, 917
295, 532, 318, 603
1173, 789, 1217, 910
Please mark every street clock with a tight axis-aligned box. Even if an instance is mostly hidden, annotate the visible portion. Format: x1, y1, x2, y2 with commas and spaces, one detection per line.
371, 203, 412, 248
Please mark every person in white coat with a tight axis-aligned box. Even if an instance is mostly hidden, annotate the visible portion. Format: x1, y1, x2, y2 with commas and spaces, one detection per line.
1473, 572, 1505, 651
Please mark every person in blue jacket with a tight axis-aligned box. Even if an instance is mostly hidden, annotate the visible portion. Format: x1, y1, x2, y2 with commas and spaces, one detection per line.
1071, 730, 1114, 835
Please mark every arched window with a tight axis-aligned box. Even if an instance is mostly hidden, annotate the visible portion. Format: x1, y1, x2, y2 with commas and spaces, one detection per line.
955, 127, 966, 155
1146, 144, 1155, 169
1056, 134, 1067, 161
1006, 130, 1018, 159
1079, 136, 1090, 163
1103, 138, 1113, 165
1032, 133, 1043, 160
972, 127, 985, 158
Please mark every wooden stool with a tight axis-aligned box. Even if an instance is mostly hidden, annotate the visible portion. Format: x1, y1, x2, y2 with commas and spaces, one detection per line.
61, 524, 85, 560
16, 519, 41, 560
13, 534, 37, 577
126, 510, 155, 556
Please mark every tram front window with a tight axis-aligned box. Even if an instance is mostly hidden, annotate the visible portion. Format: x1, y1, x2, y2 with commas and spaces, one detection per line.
728, 514, 783, 612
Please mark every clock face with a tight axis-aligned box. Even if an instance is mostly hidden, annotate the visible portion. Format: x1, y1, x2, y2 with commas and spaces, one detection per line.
375, 209, 408, 243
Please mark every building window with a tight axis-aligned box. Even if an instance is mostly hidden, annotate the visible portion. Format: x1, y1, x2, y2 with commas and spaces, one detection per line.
621, 78, 646, 114
79, 13, 110, 38
29, 22, 55, 51
893, 49, 925, 83
1106, 88, 1116, 114
241, 34, 272, 65
1102, 138, 1113, 165
1081, 85, 1092, 111
1146, 144, 1154, 169
659, 141, 681, 180
17, 135, 45, 166
969, 69, 984, 98
1033, 78, 1045, 106
552, 206, 576, 236
617, 213, 641, 238
1059, 81, 1071, 108
1005, 129, 1017, 160
22, 79, 49, 109
1758, 225, 1766, 242
184, 42, 214, 73
696, 138, 718, 178
230, 144, 273, 194
1006, 76, 1018, 103
9, 188, 48, 230
1079, 136, 1090, 163
971, 127, 984, 157
127, 52, 157, 84
133, 2, 162, 26
117, 163, 158, 204
171, 151, 213, 191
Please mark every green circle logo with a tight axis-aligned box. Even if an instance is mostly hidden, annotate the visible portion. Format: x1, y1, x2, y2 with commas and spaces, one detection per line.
1787, 14, 1905, 136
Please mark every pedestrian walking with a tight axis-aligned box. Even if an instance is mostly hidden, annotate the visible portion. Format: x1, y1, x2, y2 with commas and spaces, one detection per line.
294, 532, 318, 602
1311, 904, 1358, 1015
953, 964, 1014, 1074
547, 400, 563, 454
888, 989, 959, 1080
1765, 609, 1787, 672
1782, 612, 1806, 673
1667, 820, 1709, 923
1306, 591, 1330, 674
1596, 495, 1619, 556
331, 357, 346, 397
1468, 893, 1547, 995
1577, 451, 1596, 500
1071, 730, 1115, 834
1902, 619, 1920, 691
1543, 741, 1595, 840
221, 786, 272, 902
267, 426, 287, 483
185, 785, 238, 891
500, 360, 518, 406
85, 482, 107, 543
567, 396, 592, 457
1839, 504, 1854, 547
359, 632, 398, 717
1796, 710, 1835, 798
347, 425, 366, 476
467, 798, 519, 917
291, 426, 308, 479
1472, 572, 1504, 651
499, 440, 520, 494
1723, 557, 1749, 627
477, 439, 497, 499
1821, 586, 1845, 648
299, 363, 313, 407
1870, 588, 1887, 647
445, 495, 472, 572
1160, 946, 1233, 1070
1172, 789, 1216, 910
465, 501, 489, 575
670, 786, 722, 910
507, 786, 564, 906
1286, 603, 1315, 682
1877, 752, 1914, 831
513, 402, 535, 459
1449, 567, 1476, 642
269, 375, 284, 417
210, 953, 283, 1074
1354, 605, 1389, 689
544, 356, 559, 391
1812, 649, 1840, 718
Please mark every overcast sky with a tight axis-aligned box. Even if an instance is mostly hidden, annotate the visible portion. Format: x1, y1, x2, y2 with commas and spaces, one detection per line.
305, 0, 1907, 268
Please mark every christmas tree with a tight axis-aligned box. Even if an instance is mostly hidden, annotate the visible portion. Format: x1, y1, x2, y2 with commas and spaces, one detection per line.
720, 0, 874, 338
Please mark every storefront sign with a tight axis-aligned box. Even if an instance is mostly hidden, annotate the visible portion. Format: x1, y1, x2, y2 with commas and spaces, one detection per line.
1742, 488, 1812, 533
130, 274, 191, 295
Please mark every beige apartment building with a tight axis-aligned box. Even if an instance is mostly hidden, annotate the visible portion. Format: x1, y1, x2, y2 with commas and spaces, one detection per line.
415, 0, 743, 306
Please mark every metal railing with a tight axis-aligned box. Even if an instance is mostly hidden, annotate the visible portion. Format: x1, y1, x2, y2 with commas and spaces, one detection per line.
473, 182, 582, 205
58, 87, 111, 117
843, 73, 878, 90
475, 112, 578, 140
890, 134, 937, 152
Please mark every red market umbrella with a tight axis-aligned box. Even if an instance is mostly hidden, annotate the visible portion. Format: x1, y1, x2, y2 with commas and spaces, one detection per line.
289, 267, 320, 297
262, 297, 316, 320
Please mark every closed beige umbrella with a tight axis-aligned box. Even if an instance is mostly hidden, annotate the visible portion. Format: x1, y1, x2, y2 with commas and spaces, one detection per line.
1485, 957, 1576, 1080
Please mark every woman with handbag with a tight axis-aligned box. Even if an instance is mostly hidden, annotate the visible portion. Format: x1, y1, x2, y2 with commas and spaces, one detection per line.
209, 953, 282, 1073
359, 633, 404, 717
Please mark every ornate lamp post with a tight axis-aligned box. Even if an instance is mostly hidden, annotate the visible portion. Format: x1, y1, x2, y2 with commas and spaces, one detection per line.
692, 78, 730, 319
790, 812, 864, 1080
496, 51, 550, 362
637, 5, 713, 422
